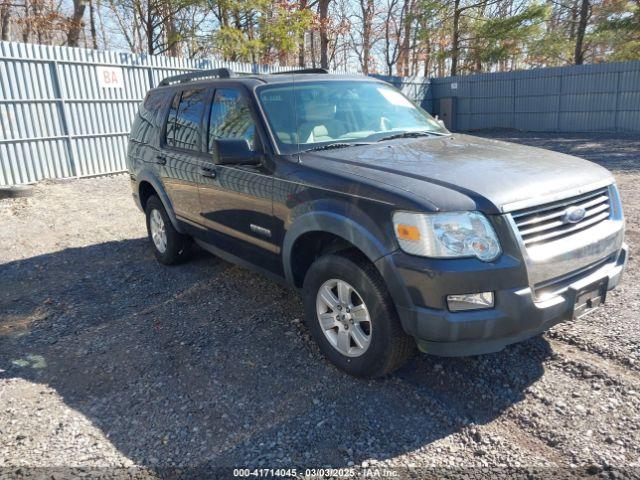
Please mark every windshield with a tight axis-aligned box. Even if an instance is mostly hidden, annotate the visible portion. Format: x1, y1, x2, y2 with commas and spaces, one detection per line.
257, 80, 448, 154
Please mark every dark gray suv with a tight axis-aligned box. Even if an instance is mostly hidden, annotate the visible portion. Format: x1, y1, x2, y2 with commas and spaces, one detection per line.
126, 68, 627, 377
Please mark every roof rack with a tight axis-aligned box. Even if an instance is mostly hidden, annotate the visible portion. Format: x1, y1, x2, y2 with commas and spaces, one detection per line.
158, 68, 234, 87
273, 68, 329, 75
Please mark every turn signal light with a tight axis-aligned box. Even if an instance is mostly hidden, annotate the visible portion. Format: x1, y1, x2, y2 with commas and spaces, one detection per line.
396, 224, 421, 241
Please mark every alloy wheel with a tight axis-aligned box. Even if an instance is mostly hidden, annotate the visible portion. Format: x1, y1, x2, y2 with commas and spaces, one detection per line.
315, 279, 372, 357
149, 209, 167, 253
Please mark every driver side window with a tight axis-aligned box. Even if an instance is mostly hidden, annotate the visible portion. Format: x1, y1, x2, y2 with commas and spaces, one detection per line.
208, 88, 256, 154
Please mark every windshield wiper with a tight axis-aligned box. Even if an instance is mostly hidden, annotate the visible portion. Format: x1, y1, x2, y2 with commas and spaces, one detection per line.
305, 142, 371, 152
377, 131, 444, 142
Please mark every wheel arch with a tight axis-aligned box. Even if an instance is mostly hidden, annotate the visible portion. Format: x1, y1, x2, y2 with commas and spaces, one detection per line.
136, 170, 185, 234
283, 209, 415, 315
283, 211, 389, 288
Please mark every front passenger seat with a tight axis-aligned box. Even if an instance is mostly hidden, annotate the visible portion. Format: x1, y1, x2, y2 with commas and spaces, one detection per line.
298, 100, 348, 143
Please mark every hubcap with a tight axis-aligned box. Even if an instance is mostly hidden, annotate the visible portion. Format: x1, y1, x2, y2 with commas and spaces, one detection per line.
149, 209, 167, 253
316, 279, 372, 357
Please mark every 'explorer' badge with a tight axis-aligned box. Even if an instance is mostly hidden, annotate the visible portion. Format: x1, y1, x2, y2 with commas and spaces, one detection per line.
563, 206, 587, 224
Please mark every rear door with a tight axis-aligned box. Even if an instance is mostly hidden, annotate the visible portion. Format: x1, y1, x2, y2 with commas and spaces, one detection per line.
159, 88, 210, 224
197, 86, 281, 275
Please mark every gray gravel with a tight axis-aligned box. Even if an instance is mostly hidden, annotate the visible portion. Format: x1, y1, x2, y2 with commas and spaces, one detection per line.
1, 132, 639, 478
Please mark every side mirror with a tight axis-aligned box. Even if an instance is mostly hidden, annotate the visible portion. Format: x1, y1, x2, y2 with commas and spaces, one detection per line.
213, 139, 263, 165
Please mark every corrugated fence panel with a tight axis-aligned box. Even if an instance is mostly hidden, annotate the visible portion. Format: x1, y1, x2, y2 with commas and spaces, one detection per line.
0, 40, 363, 186
429, 61, 640, 133
0, 43, 76, 185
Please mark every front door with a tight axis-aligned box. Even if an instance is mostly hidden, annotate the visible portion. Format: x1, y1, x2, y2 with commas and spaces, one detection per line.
197, 87, 281, 276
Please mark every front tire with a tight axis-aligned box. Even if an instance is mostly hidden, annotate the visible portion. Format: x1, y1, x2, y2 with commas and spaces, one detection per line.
302, 251, 415, 377
145, 195, 191, 265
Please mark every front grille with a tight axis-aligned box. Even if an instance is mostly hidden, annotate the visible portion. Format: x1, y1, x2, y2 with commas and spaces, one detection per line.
512, 187, 611, 247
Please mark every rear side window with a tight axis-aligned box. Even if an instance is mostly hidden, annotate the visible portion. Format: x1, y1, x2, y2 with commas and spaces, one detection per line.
131, 91, 166, 144
165, 89, 207, 151
208, 88, 256, 153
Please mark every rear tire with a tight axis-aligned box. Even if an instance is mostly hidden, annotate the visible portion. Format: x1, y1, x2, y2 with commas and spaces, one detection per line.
145, 195, 191, 265
302, 251, 415, 378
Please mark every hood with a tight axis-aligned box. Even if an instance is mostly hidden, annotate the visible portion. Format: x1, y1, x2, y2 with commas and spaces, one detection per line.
299, 134, 614, 213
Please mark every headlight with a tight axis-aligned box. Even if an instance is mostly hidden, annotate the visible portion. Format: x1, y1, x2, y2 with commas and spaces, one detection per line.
393, 211, 501, 261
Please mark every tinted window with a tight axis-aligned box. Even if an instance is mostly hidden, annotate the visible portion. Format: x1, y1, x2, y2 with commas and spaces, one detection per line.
208, 89, 256, 153
166, 89, 207, 151
131, 91, 166, 144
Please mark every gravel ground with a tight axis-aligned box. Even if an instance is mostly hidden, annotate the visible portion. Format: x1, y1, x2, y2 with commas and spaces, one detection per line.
1, 132, 639, 479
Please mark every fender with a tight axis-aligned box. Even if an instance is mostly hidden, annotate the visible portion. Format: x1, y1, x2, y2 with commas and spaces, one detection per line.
282, 211, 389, 282
135, 167, 185, 234
282, 209, 414, 310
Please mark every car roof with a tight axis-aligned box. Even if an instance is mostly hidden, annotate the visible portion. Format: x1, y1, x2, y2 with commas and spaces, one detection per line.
150, 72, 382, 93
247, 73, 372, 84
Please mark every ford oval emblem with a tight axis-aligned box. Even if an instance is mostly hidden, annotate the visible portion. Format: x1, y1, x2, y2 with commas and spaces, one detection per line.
563, 206, 587, 224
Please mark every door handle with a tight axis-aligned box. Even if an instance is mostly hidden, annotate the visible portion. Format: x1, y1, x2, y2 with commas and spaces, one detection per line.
201, 166, 217, 178
155, 155, 166, 165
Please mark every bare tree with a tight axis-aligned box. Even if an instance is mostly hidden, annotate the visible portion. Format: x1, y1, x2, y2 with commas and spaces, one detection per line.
298, 0, 308, 66
451, 0, 462, 75
2, 0, 636, 75
574, 0, 590, 64
67, 0, 86, 47
318, 0, 330, 68
107, 0, 192, 55
1, 0, 11, 41
328, 0, 352, 69
89, 0, 98, 48
351, 0, 379, 73
383, 0, 402, 75
397, 0, 414, 75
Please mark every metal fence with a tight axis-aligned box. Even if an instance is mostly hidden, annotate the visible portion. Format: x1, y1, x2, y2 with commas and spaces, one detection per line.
0, 41, 363, 186
427, 61, 640, 133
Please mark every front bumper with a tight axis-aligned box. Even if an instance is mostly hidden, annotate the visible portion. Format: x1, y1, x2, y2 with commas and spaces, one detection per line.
380, 244, 628, 356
